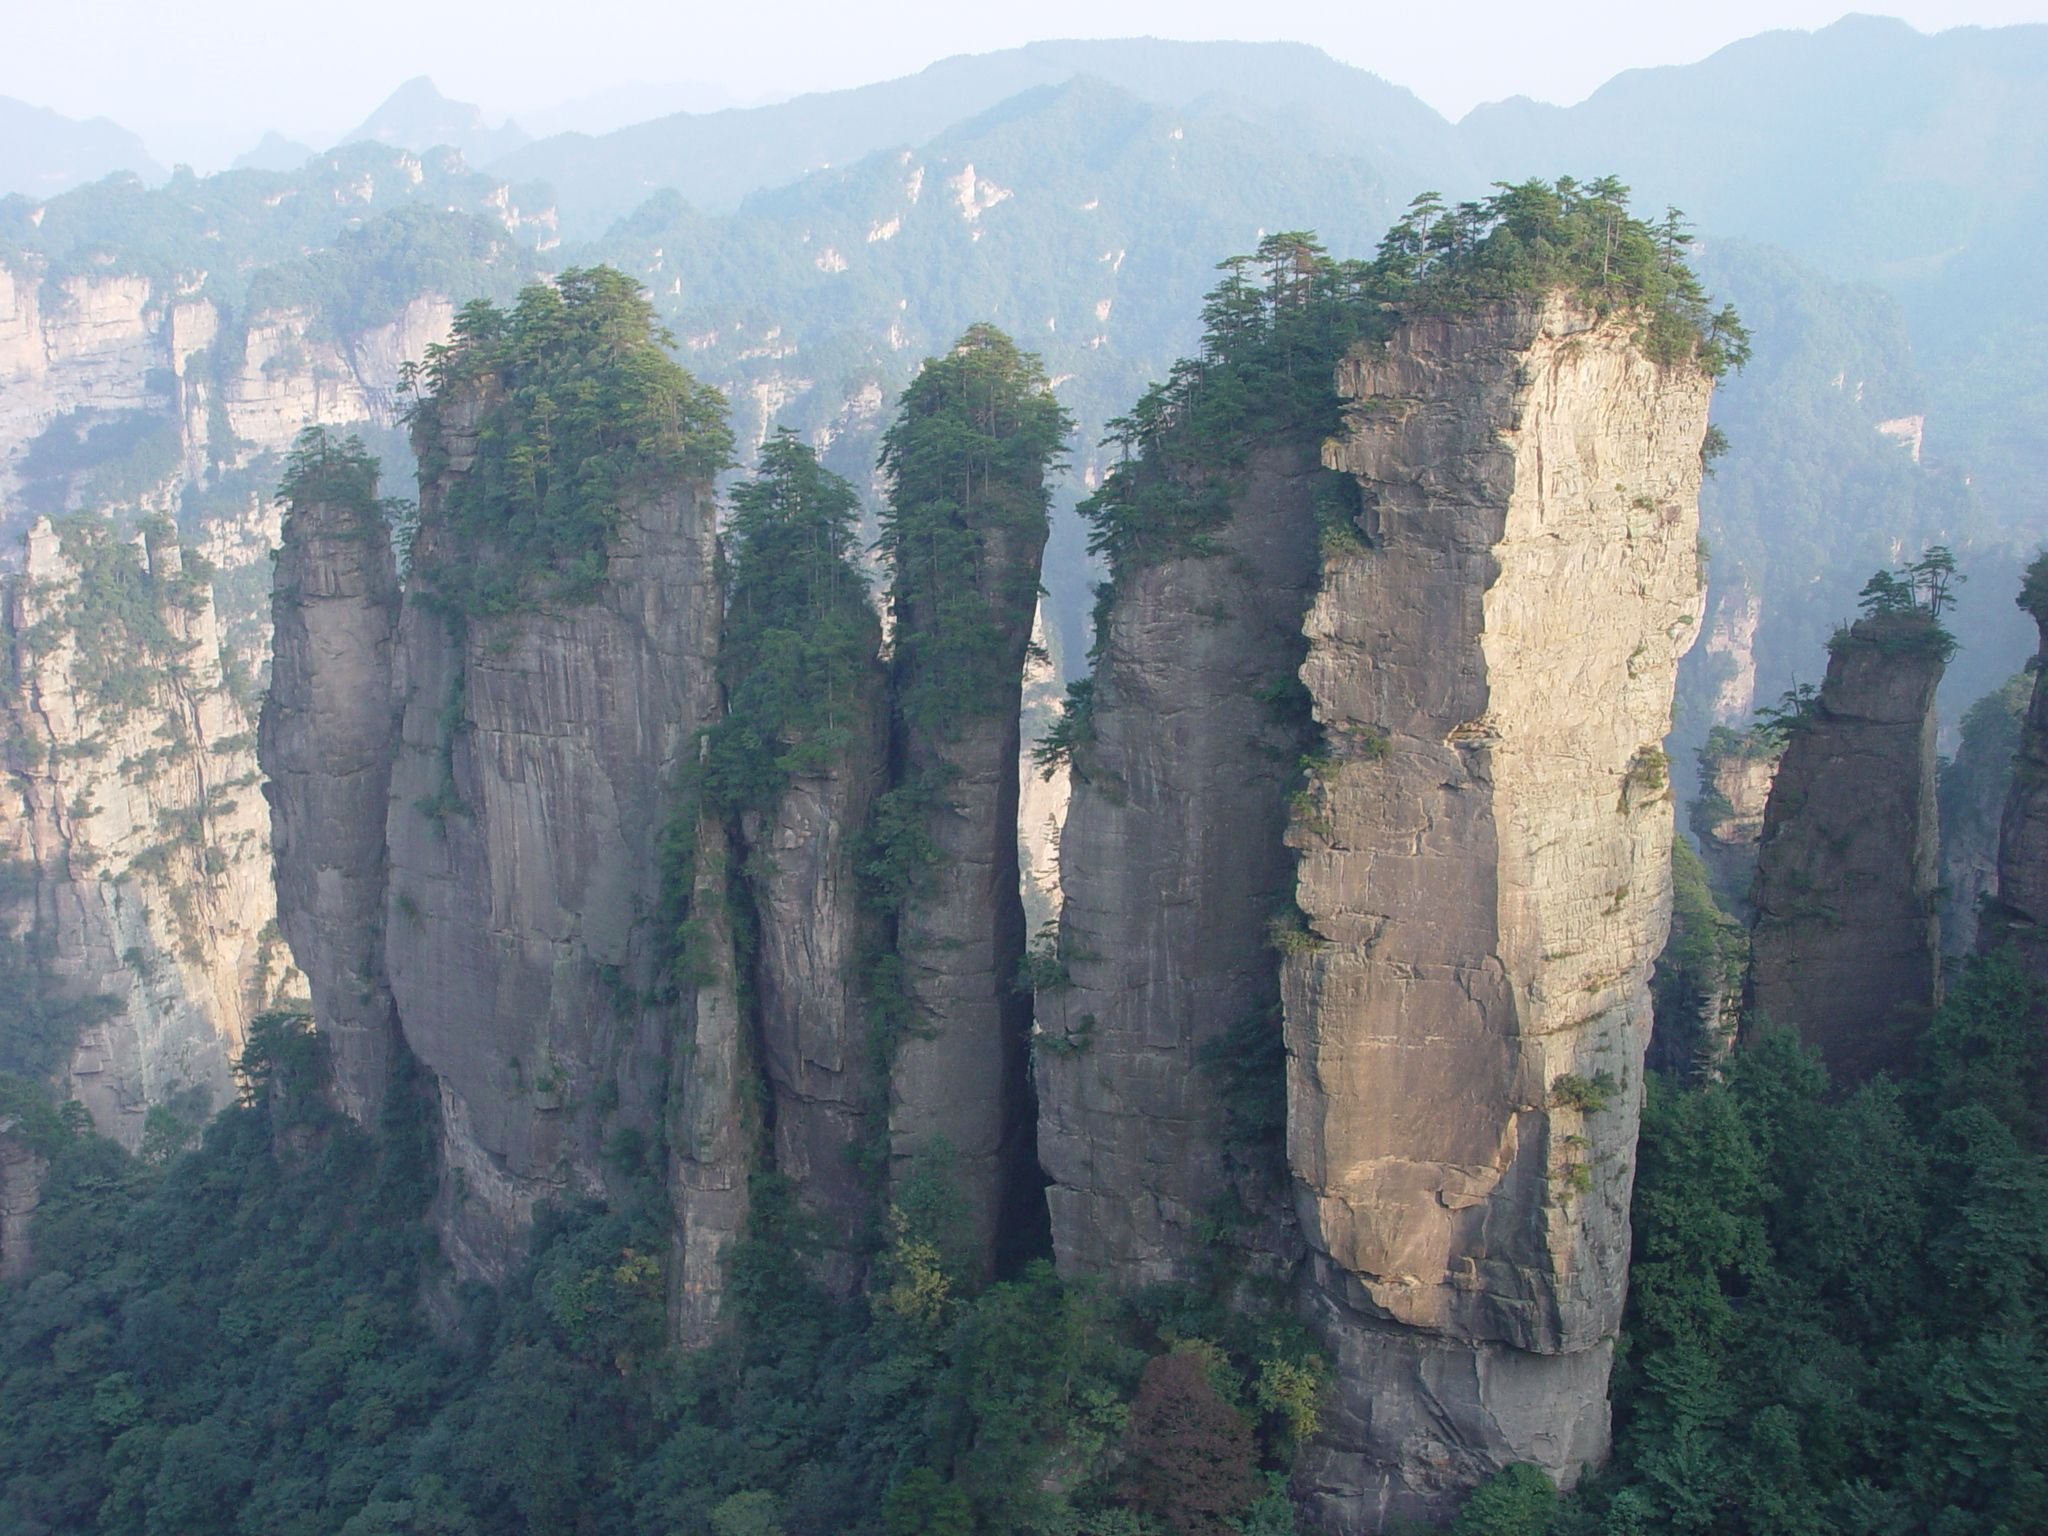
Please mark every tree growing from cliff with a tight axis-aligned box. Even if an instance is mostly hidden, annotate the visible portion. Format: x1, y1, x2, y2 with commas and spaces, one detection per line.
877, 322, 1071, 737
403, 267, 732, 617
701, 428, 879, 818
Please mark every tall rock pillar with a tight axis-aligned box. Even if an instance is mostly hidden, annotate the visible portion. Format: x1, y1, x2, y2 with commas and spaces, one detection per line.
1748, 610, 1946, 1081
1286, 294, 1712, 1526
1984, 557, 2048, 982
260, 434, 404, 1125
1036, 441, 1323, 1286
879, 325, 1067, 1274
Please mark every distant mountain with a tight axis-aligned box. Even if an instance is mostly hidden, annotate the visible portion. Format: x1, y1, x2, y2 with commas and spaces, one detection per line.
493, 38, 1459, 235
0, 97, 161, 199
232, 130, 317, 173
336, 76, 530, 165
516, 80, 758, 140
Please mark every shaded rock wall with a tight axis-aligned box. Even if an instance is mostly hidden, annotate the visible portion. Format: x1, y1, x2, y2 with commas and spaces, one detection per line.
1985, 590, 2048, 981
1692, 737, 1779, 922
1287, 294, 1711, 1526
1036, 441, 1322, 1288
0, 1117, 47, 1281
382, 393, 730, 1285
260, 467, 405, 1125
887, 502, 1048, 1275
1748, 611, 1945, 1083
740, 672, 889, 1280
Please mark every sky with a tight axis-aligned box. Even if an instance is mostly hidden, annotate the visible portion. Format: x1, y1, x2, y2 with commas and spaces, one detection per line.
10, 0, 2048, 169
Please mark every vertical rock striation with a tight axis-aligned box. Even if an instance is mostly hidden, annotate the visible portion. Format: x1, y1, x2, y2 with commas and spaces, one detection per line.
260, 438, 404, 1124
1690, 731, 1780, 922
1748, 610, 1945, 1082
0, 517, 296, 1144
1286, 294, 1711, 1526
879, 325, 1067, 1273
0, 1117, 48, 1281
1983, 561, 2048, 982
1036, 441, 1323, 1287
383, 393, 730, 1285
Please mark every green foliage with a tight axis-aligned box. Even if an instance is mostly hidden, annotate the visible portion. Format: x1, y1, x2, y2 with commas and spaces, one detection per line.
701, 430, 880, 819
1372, 180, 1751, 374
1549, 1071, 1621, 1115
1651, 837, 1749, 1077
1196, 1005, 1289, 1185
407, 267, 732, 617
1032, 678, 1097, 779
1449, 1464, 1558, 1535
0, 923, 118, 1085
276, 427, 413, 550
1575, 955, 2048, 1534
2021, 551, 2048, 626
879, 323, 1071, 736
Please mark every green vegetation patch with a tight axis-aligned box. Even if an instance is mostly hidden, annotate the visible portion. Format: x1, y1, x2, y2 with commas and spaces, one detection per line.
406, 266, 733, 618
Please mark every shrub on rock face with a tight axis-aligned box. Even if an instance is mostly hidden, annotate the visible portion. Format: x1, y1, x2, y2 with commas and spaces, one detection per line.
1117, 1347, 1257, 1536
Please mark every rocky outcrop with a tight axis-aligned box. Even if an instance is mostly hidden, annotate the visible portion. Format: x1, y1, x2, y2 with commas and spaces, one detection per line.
887, 523, 1047, 1274
1983, 564, 2048, 980
1036, 441, 1322, 1288
260, 446, 404, 1124
1691, 730, 1781, 921
738, 672, 888, 1281
382, 392, 730, 1286
0, 517, 296, 1145
0, 1117, 47, 1281
1941, 671, 2031, 955
1286, 294, 1712, 1526
1748, 611, 1945, 1082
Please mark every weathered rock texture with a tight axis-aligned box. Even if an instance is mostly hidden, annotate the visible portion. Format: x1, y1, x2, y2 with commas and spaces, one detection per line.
1691, 734, 1780, 922
739, 668, 888, 1279
0, 518, 298, 1144
1037, 441, 1322, 1288
381, 394, 732, 1290
1748, 611, 1945, 1083
0, 1117, 47, 1281
260, 470, 404, 1125
1983, 587, 2048, 981
888, 490, 1050, 1276
1286, 294, 1712, 1527
1941, 671, 2032, 955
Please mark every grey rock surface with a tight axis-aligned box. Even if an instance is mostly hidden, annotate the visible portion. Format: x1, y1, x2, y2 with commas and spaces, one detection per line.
1985, 600, 2048, 983
261, 474, 404, 1124
1036, 440, 1321, 1287
1288, 293, 1711, 1527
1748, 611, 1945, 1083
384, 391, 732, 1288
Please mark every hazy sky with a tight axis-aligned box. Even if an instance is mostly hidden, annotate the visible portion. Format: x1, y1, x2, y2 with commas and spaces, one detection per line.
11, 0, 2048, 168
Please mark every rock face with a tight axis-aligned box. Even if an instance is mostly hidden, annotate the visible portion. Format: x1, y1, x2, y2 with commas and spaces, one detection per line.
887, 508, 1047, 1274
1748, 611, 1945, 1083
1286, 294, 1712, 1527
1691, 732, 1780, 921
739, 672, 888, 1279
1941, 671, 2031, 955
0, 517, 297, 1144
381, 390, 730, 1287
260, 453, 404, 1124
0, 1118, 47, 1281
1036, 441, 1322, 1287
1984, 574, 2048, 981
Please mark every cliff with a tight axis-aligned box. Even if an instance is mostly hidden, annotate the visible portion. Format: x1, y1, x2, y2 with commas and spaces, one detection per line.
0, 1116, 47, 1281
383, 381, 731, 1287
259, 435, 404, 1124
1748, 610, 1945, 1082
1287, 293, 1712, 1525
878, 325, 1067, 1273
1036, 440, 1322, 1287
1983, 561, 2048, 980
0, 517, 296, 1144
1941, 671, 2031, 954
1690, 729, 1780, 921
